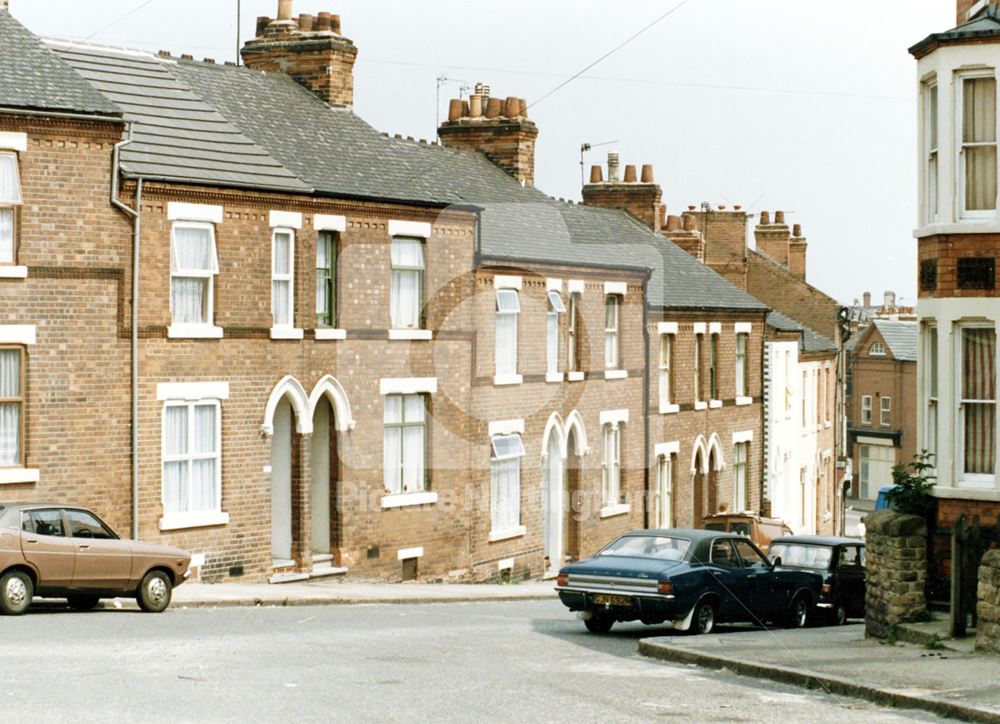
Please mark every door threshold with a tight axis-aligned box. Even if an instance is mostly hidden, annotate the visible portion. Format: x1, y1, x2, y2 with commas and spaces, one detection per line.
309, 566, 348, 580
269, 571, 310, 584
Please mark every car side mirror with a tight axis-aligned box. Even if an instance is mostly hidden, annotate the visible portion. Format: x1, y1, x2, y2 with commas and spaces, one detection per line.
771, 556, 782, 568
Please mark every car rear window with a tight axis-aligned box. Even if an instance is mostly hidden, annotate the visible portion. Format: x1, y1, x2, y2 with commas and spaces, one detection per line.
704, 523, 725, 532
600, 535, 690, 561
768, 543, 831, 570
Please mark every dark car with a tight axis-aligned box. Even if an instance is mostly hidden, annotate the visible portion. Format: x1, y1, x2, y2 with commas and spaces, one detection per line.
555, 529, 823, 634
766, 535, 865, 626
0, 503, 192, 615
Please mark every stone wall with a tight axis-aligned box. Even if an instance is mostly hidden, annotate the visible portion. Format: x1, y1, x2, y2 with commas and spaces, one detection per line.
977, 550, 1000, 653
865, 510, 928, 638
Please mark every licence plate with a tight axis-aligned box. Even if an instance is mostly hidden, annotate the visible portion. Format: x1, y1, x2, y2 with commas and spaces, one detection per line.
592, 593, 633, 607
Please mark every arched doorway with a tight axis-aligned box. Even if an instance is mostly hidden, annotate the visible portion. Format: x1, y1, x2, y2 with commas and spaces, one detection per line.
544, 432, 564, 576
564, 425, 584, 562
309, 396, 339, 565
707, 447, 720, 519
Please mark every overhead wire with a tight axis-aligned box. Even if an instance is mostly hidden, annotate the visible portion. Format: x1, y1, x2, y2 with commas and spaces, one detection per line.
84, 0, 161, 40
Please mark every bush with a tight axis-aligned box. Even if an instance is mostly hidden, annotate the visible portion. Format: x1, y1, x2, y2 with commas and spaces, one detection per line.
886, 450, 936, 518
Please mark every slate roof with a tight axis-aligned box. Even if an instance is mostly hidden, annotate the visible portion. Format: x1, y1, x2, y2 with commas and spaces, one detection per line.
7, 32, 769, 312
767, 311, 837, 354
872, 320, 918, 362
910, 5, 1000, 58
0, 12, 119, 116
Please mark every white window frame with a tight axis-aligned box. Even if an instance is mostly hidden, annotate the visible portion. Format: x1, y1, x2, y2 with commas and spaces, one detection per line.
926, 324, 938, 466
383, 393, 428, 496
957, 70, 999, 219
604, 295, 621, 370
490, 433, 525, 537
924, 78, 939, 224
735, 332, 748, 399
861, 395, 872, 425
546, 290, 566, 381
271, 227, 296, 330
733, 441, 749, 512
694, 330, 705, 406
390, 236, 425, 331
957, 323, 997, 487
0, 151, 23, 267
659, 332, 677, 413
169, 221, 220, 336
656, 453, 674, 528
880, 396, 892, 427
567, 292, 582, 376
494, 289, 521, 385
159, 399, 227, 531
869, 342, 886, 357
601, 423, 622, 507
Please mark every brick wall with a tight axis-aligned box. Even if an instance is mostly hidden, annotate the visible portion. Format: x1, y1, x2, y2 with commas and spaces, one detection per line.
438, 120, 538, 187
747, 250, 841, 343
917, 234, 1000, 298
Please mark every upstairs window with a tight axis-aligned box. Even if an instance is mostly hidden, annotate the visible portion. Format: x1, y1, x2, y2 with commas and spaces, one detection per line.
316, 231, 337, 328
659, 333, 674, 408
390, 237, 424, 329
604, 295, 621, 369
694, 332, 704, 402
709, 333, 720, 400
271, 228, 295, 328
546, 291, 565, 376
495, 289, 520, 377
869, 342, 886, 357
861, 395, 872, 425
567, 292, 582, 373
880, 396, 892, 427
924, 80, 939, 223
0, 347, 23, 467
0, 153, 21, 264
735, 332, 748, 398
170, 222, 219, 326
960, 74, 997, 215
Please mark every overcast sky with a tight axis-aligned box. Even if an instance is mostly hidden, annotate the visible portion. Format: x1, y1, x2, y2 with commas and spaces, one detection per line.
10, 0, 955, 306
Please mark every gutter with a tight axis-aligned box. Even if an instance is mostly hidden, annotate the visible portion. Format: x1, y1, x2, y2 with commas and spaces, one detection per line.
111, 125, 142, 540
0, 106, 122, 124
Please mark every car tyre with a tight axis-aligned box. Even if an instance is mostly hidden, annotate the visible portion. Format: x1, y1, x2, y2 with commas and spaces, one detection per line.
689, 599, 716, 635
136, 570, 172, 613
584, 611, 615, 634
786, 594, 810, 629
0, 570, 33, 615
832, 602, 847, 626
67, 595, 101, 611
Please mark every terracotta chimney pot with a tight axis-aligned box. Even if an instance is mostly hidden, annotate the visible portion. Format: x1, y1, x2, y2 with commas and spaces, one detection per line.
331, 14, 342, 34
589, 165, 603, 183
719, 204, 727, 211
298, 13, 314, 31
469, 95, 484, 117
623, 165, 637, 183
734, 204, 742, 211
486, 98, 502, 118
256, 16, 270, 36
774, 210, 785, 224
793, 223, 802, 237
688, 205, 696, 211
504, 97, 520, 117
640, 164, 654, 183
461, 100, 470, 117
518, 98, 528, 118
759, 210, 770, 225
666, 215, 682, 231
315, 11, 332, 31
277, 0, 293, 21
448, 99, 464, 122
683, 215, 696, 231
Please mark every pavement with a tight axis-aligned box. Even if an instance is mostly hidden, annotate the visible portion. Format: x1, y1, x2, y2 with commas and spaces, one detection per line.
639, 623, 1000, 723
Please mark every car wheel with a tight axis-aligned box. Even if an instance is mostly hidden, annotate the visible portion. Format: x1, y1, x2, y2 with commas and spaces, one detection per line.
67, 595, 101, 611
0, 570, 33, 615
584, 611, 615, 634
690, 599, 716, 635
786, 595, 810, 629
832, 602, 847, 626
136, 570, 172, 613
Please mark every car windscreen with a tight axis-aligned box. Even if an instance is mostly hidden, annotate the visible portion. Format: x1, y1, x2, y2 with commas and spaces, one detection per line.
768, 543, 832, 570
599, 535, 690, 561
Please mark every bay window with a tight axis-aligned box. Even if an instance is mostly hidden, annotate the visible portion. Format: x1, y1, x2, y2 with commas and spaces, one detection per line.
924, 79, 939, 223
546, 291, 565, 377
926, 325, 938, 463
0, 152, 21, 264
162, 400, 221, 517
383, 394, 426, 494
960, 73, 997, 215
495, 289, 520, 378
960, 326, 996, 483
170, 222, 219, 326
0, 347, 23, 466
271, 228, 295, 328
490, 433, 525, 534
390, 237, 424, 329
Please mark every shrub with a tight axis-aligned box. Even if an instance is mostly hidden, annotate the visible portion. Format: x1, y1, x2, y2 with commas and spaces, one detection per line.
886, 450, 936, 518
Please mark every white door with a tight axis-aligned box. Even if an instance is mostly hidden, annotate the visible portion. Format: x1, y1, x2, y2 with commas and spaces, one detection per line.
544, 435, 563, 573
860, 444, 896, 500
310, 399, 331, 555
271, 398, 293, 562
656, 455, 673, 528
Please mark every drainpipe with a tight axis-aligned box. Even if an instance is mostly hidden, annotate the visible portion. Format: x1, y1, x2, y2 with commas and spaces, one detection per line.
641, 275, 651, 529
110, 126, 142, 539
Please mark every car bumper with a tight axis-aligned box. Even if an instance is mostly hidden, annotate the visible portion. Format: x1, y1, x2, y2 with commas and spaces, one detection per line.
555, 586, 682, 620
815, 602, 832, 609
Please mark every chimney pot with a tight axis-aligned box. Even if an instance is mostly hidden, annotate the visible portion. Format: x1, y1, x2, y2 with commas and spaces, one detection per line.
774, 210, 785, 225
683, 215, 696, 231
331, 14, 341, 34
204, 57, 216, 64
158, 50, 171, 57
255, 16, 270, 36
863, 291, 871, 307
448, 99, 464, 122
589, 165, 603, 183
734, 204, 742, 211
666, 215, 682, 231
181, 53, 193, 60
475, 82, 491, 99
504, 97, 520, 117
298, 13, 314, 31
759, 210, 770, 225
884, 290, 896, 308
688, 205, 696, 211
640, 164, 654, 183
469, 94, 484, 117
607, 152, 620, 182
461, 100, 470, 117
719, 204, 727, 211
315, 11, 332, 31
623, 165, 637, 183
793, 223, 802, 237
485, 98, 502, 118
277, 0, 293, 21
518, 98, 528, 118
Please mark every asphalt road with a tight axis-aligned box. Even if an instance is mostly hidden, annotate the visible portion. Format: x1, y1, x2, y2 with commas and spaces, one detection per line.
3, 600, 929, 723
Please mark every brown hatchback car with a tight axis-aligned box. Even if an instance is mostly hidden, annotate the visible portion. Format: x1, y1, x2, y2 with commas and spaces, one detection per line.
0, 503, 191, 615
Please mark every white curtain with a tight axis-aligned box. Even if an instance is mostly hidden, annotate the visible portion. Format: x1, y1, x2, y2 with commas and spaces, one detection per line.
605, 298, 619, 368
401, 396, 425, 492
171, 225, 216, 325
163, 406, 188, 514
496, 312, 517, 375
491, 457, 520, 532
315, 237, 329, 317
546, 311, 559, 374
272, 280, 291, 326
172, 278, 208, 324
192, 405, 217, 512
383, 395, 404, 494
0, 209, 12, 264
0, 349, 19, 465
0, 155, 21, 204
272, 232, 293, 326
391, 239, 423, 329
172, 226, 217, 273
964, 77, 998, 211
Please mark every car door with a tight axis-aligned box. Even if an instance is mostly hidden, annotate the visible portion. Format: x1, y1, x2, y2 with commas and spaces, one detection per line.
709, 538, 753, 621
65, 509, 132, 591
20, 508, 76, 588
733, 538, 784, 620
836, 545, 865, 617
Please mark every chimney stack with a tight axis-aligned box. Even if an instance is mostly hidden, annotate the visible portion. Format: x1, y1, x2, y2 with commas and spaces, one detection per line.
884, 290, 896, 308
754, 209, 791, 267
437, 82, 538, 186
241, 2, 358, 109
863, 291, 872, 308
0, 1, 9, 12
788, 223, 807, 282
580, 153, 663, 232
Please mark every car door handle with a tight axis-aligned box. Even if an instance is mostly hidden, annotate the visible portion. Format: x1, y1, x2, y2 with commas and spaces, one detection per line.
25, 538, 38, 544
712, 570, 723, 576
78, 544, 90, 550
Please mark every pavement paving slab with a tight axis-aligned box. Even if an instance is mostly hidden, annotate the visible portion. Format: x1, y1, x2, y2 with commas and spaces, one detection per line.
639, 624, 1000, 722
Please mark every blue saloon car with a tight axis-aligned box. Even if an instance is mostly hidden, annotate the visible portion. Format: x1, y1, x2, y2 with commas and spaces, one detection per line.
555, 529, 823, 634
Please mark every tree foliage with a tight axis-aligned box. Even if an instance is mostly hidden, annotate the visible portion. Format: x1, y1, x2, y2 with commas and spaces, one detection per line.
886, 450, 936, 517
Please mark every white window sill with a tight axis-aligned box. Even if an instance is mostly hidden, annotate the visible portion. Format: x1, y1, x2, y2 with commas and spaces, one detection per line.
659, 403, 680, 415
315, 328, 346, 340
168, 324, 223, 339
0, 467, 39, 485
709, 400, 723, 409
824, 421, 832, 429
735, 396, 752, 406
389, 329, 433, 340
694, 401, 708, 411
0, 266, 27, 279
604, 369, 628, 380
600, 503, 631, 519
568, 371, 585, 382
381, 491, 438, 509
488, 525, 526, 542
545, 372, 564, 383
158, 511, 229, 531
493, 373, 523, 386
270, 327, 304, 340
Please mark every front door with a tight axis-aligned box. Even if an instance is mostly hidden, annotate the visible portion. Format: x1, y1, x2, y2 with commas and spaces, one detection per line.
544, 435, 563, 574
65, 509, 131, 590
20, 508, 75, 588
271, 397, 293, 563
309, 398, 336, 560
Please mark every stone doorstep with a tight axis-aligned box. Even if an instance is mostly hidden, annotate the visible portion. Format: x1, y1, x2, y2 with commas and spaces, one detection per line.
268, 571, 310, 584
895, 616, 976, 654
307, 566, 349, 580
